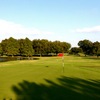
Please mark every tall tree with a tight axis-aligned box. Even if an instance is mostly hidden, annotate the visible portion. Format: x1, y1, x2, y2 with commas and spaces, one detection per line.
92, 41, 100, 57
1, 39, 8, 55
7, 37, 19, 56
19, 38, 34, 56
51, 41, 71, 54
32, 39, 51, 55
1, 37, 19, 56
32, 39, 42, 55
51, 41, 62, 54
40, 39, 50, 55
61, 42, 71, 53
0, 43, 3, 55
78, 39, 93, 56
70, 47, 83, 55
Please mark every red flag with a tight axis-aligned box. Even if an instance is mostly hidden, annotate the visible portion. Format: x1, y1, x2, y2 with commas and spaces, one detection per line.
58, 53, 64, 57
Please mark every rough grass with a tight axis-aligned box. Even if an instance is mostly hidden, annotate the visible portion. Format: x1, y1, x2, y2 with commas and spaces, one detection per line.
0, 56, 100, 100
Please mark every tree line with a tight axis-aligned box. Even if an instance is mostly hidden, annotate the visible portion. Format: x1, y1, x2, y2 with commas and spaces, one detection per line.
70, 39, 100, 57
0, 37, 71, 56
0, 37, 100, 57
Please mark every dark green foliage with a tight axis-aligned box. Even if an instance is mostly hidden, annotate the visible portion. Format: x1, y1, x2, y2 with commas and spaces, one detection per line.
50, 41, 71, 54
92, 41, 100, 57
19, 38, 34, 56
61, 42, 71, 53
0, 43, 3, 55
70, 47, 83, 55
32, 39, 42, 55
51, 41, 62, 54
7, 37, 19, 56
1, 37, 19, 56
78, 39, 93, 56
1, 39, 8, 55
39, 39, 50, 55
32, 39, 71, 55
78, 39, 100, 57
1, 37, 99, 57
1, 37, 71, 56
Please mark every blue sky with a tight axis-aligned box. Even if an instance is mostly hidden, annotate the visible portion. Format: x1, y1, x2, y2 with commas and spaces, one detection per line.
0, 0, 100, 47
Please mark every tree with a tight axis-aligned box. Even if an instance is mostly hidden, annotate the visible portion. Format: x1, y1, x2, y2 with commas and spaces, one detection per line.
92, 41, 100, 57
19, 38, 34, 56
0, 43, 3, 56
1, 39, 8, 55
51, 41, 71, 55
7, 37, 19, 56
32, 39, 42, 55
1, 37, 19, 56
32, 39, 52, 55
70, 47, 83, 55
40, 39, 50, 55
78, 39, 93, 56
61, 42, 71, 53
51, 41, 62, 54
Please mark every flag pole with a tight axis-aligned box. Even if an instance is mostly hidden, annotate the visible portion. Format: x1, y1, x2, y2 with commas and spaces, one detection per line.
57, 53, 64, 73
62, 55, 64, 73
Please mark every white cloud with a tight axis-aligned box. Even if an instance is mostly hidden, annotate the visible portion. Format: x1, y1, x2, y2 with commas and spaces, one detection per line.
0, 19, 53, 40
74, 26, 100, 33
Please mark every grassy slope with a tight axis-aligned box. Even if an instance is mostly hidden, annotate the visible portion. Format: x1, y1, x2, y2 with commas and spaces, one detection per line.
0, 56, 100, 99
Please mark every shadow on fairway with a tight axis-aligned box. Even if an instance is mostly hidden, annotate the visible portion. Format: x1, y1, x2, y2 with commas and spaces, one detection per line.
12, 76, 100, 100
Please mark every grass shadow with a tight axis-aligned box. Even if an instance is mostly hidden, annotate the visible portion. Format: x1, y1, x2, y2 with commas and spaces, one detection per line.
12, 76, 100, 100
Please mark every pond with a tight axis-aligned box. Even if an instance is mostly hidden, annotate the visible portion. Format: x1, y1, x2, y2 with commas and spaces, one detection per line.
0, 57, 17, 62
0, 57, 5, 62
0, 57, 40, 62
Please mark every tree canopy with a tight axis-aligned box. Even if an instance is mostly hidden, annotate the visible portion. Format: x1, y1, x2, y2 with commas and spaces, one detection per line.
0, 43, 3, 55
78, 39, 100, 57
70, 47, 83, 55
92, 41, 100, 57
0, 37, 99, 57
1, 37, 19, 56
18, 38, 34, 56
0, 37, 71, 56
78, 39, 93, 56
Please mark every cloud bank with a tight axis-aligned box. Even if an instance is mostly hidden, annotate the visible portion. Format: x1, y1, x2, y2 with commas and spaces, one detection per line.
0, 19, 53, 40
74, 26, 100, 33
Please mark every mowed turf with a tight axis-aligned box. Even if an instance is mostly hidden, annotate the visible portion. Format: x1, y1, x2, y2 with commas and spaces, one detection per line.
0, 56, 100, 100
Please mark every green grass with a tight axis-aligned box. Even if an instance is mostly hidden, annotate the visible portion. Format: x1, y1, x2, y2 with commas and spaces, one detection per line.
0, 56, 100, 100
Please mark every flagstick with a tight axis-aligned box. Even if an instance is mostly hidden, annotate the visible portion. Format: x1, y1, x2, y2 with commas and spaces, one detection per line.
58, 53, 64, 73
62, 56, 64, 73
